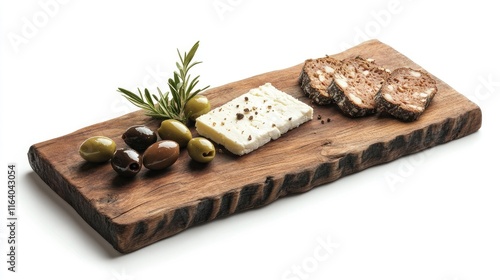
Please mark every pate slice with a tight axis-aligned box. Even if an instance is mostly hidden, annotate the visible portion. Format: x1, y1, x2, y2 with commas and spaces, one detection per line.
195, 83, 313, 156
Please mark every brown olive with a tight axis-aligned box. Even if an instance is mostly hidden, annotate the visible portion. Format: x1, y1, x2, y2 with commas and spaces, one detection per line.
157, 119, 192, 148
111, 148, 142, 177
143, 140, 180, 170
122, 125, 157, 151
79, 136, 116, 163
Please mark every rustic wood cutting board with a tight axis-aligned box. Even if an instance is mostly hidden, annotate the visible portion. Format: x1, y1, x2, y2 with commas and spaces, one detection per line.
28, 40, 482, 253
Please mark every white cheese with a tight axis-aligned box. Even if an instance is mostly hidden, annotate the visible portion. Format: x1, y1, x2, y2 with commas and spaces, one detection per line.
195, 83, 313, 156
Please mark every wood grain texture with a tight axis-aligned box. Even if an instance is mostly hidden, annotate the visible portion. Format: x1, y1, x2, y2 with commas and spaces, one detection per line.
28, 40, 482, 253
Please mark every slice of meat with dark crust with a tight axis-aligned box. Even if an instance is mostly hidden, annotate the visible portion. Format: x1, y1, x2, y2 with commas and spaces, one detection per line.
328, 56, 390, 117
298, 56, 341, 105
375, 67, 438, 122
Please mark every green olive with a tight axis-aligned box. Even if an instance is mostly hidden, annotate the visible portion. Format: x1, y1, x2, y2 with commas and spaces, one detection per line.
157, 119, 192, 148
185, 95, 211, 120
79, 136, 116, 163
187, 137, 216, 163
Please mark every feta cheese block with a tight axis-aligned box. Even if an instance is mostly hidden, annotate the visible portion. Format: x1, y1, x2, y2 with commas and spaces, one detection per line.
195, 83, 314, 156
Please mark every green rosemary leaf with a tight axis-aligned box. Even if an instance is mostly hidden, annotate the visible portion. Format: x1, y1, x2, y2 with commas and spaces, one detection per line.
144, 111, 166, 119
176, 62, 183, 73
156, 90, 170, 115
117, 88, 142, 103
185, 41, 199, 66
137, 88, 145, 101
117, 88, 151, 111
187, 78, 199, 96
185, 61, 201, 73
143, 88, 155, 108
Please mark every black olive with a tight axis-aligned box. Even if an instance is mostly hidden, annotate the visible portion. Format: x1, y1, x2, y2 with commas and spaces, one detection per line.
122, 125, 157, 152
111, 148, 142, 177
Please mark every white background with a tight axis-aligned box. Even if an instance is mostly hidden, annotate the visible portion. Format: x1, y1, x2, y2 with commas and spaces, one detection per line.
1, 0, 499, 279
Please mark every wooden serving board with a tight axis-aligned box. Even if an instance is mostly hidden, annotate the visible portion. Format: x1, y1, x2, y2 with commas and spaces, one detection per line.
28, 40, 482, 253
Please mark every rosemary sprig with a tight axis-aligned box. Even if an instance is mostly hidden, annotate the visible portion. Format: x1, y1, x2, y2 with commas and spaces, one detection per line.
117, 41, 209, 124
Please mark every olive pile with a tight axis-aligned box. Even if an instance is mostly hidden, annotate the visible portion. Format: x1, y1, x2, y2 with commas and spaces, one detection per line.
78, 120, 216, 177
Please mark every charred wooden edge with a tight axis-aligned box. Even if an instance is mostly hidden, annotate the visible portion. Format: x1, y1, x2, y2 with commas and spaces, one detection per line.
28, 107, 482, 253
27, 106, 482, 254
27, 146, 120, 250
80, 105, 480, 253
27, 106, 482, 253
